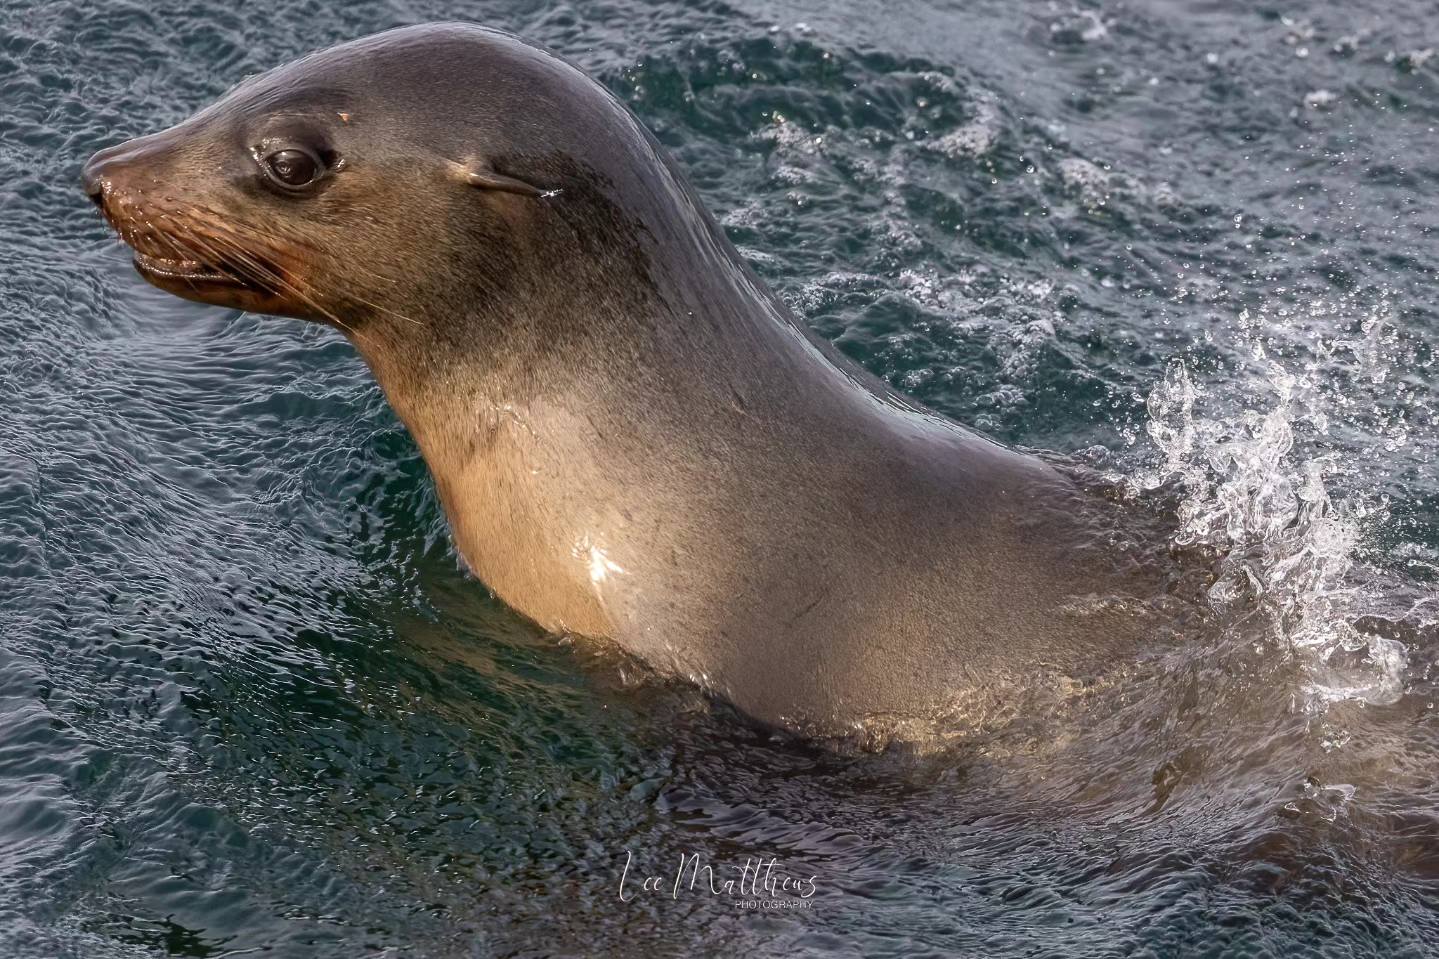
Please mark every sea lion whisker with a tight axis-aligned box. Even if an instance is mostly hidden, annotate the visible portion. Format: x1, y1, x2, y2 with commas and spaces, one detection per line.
175, 203, 424, 329
170, 225, 286, 295
330, 288, 426, 329
177, 226, 293, 292
176, 219, 295, 289
181, 201, 417, 296
185, 228, 374, 345
176, 208, 301, 266
150, 230, 221, 292
166, 201, 428, 329
165, 224, 270, 287
183, 202, 324, 260
153, 225, 206, 265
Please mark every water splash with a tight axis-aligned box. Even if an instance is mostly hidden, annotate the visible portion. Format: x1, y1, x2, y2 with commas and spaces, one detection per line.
1128, 303, 1410, 709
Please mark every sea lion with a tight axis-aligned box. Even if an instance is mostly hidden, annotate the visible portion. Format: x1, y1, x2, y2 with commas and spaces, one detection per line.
81, 23, 1167, 743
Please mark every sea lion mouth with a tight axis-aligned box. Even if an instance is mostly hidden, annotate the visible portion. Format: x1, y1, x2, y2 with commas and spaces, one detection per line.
87, 188, 286, 299
132, 250, 249, 286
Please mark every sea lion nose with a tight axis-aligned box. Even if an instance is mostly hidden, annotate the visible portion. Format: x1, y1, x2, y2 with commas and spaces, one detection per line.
81, 133, 171, 209
81, 142, 130, 209
81, 154, 107, 207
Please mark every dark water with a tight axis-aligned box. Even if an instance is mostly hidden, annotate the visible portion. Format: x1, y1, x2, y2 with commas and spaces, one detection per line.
5, 0, 1439, 955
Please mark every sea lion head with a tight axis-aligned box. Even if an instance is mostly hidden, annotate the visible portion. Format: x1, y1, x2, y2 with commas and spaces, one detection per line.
81, 23, 680, 360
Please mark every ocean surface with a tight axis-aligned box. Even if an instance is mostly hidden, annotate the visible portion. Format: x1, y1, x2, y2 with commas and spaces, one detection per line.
4, 0, 1439, 955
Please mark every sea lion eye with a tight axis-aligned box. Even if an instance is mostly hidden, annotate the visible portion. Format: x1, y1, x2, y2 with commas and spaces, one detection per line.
262, 147, 322, 190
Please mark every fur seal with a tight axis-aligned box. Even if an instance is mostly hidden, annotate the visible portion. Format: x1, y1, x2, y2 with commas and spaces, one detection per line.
82, 23, 1166, 743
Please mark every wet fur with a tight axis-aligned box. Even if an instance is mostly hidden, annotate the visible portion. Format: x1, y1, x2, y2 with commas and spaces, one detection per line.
84, 23, 1175, 745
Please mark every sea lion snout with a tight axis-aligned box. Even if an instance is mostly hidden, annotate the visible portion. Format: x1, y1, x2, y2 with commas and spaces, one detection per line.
82, 123, 317, 318
80, 156, 105, 208
82, 140, 142, 213
81, 130, 181, 211
81, 141, 127, 204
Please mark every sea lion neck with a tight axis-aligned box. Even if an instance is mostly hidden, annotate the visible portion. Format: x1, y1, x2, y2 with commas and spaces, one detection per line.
348, 150, 854, 458
341, 177, 881, 647
356, 216, 857, 478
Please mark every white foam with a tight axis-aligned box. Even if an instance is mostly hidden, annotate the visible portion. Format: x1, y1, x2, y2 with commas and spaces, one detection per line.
1128, 302, 1415, 711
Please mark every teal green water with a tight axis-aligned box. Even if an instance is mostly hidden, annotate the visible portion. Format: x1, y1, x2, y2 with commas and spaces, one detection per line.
4, 0, 1439, 955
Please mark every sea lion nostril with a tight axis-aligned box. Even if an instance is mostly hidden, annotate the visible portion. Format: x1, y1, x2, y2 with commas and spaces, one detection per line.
81, 156, 109, 209
81, 157, 101, 189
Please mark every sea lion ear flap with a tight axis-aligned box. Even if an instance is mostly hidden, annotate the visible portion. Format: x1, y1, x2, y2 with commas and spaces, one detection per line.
459, 160, 556, 199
